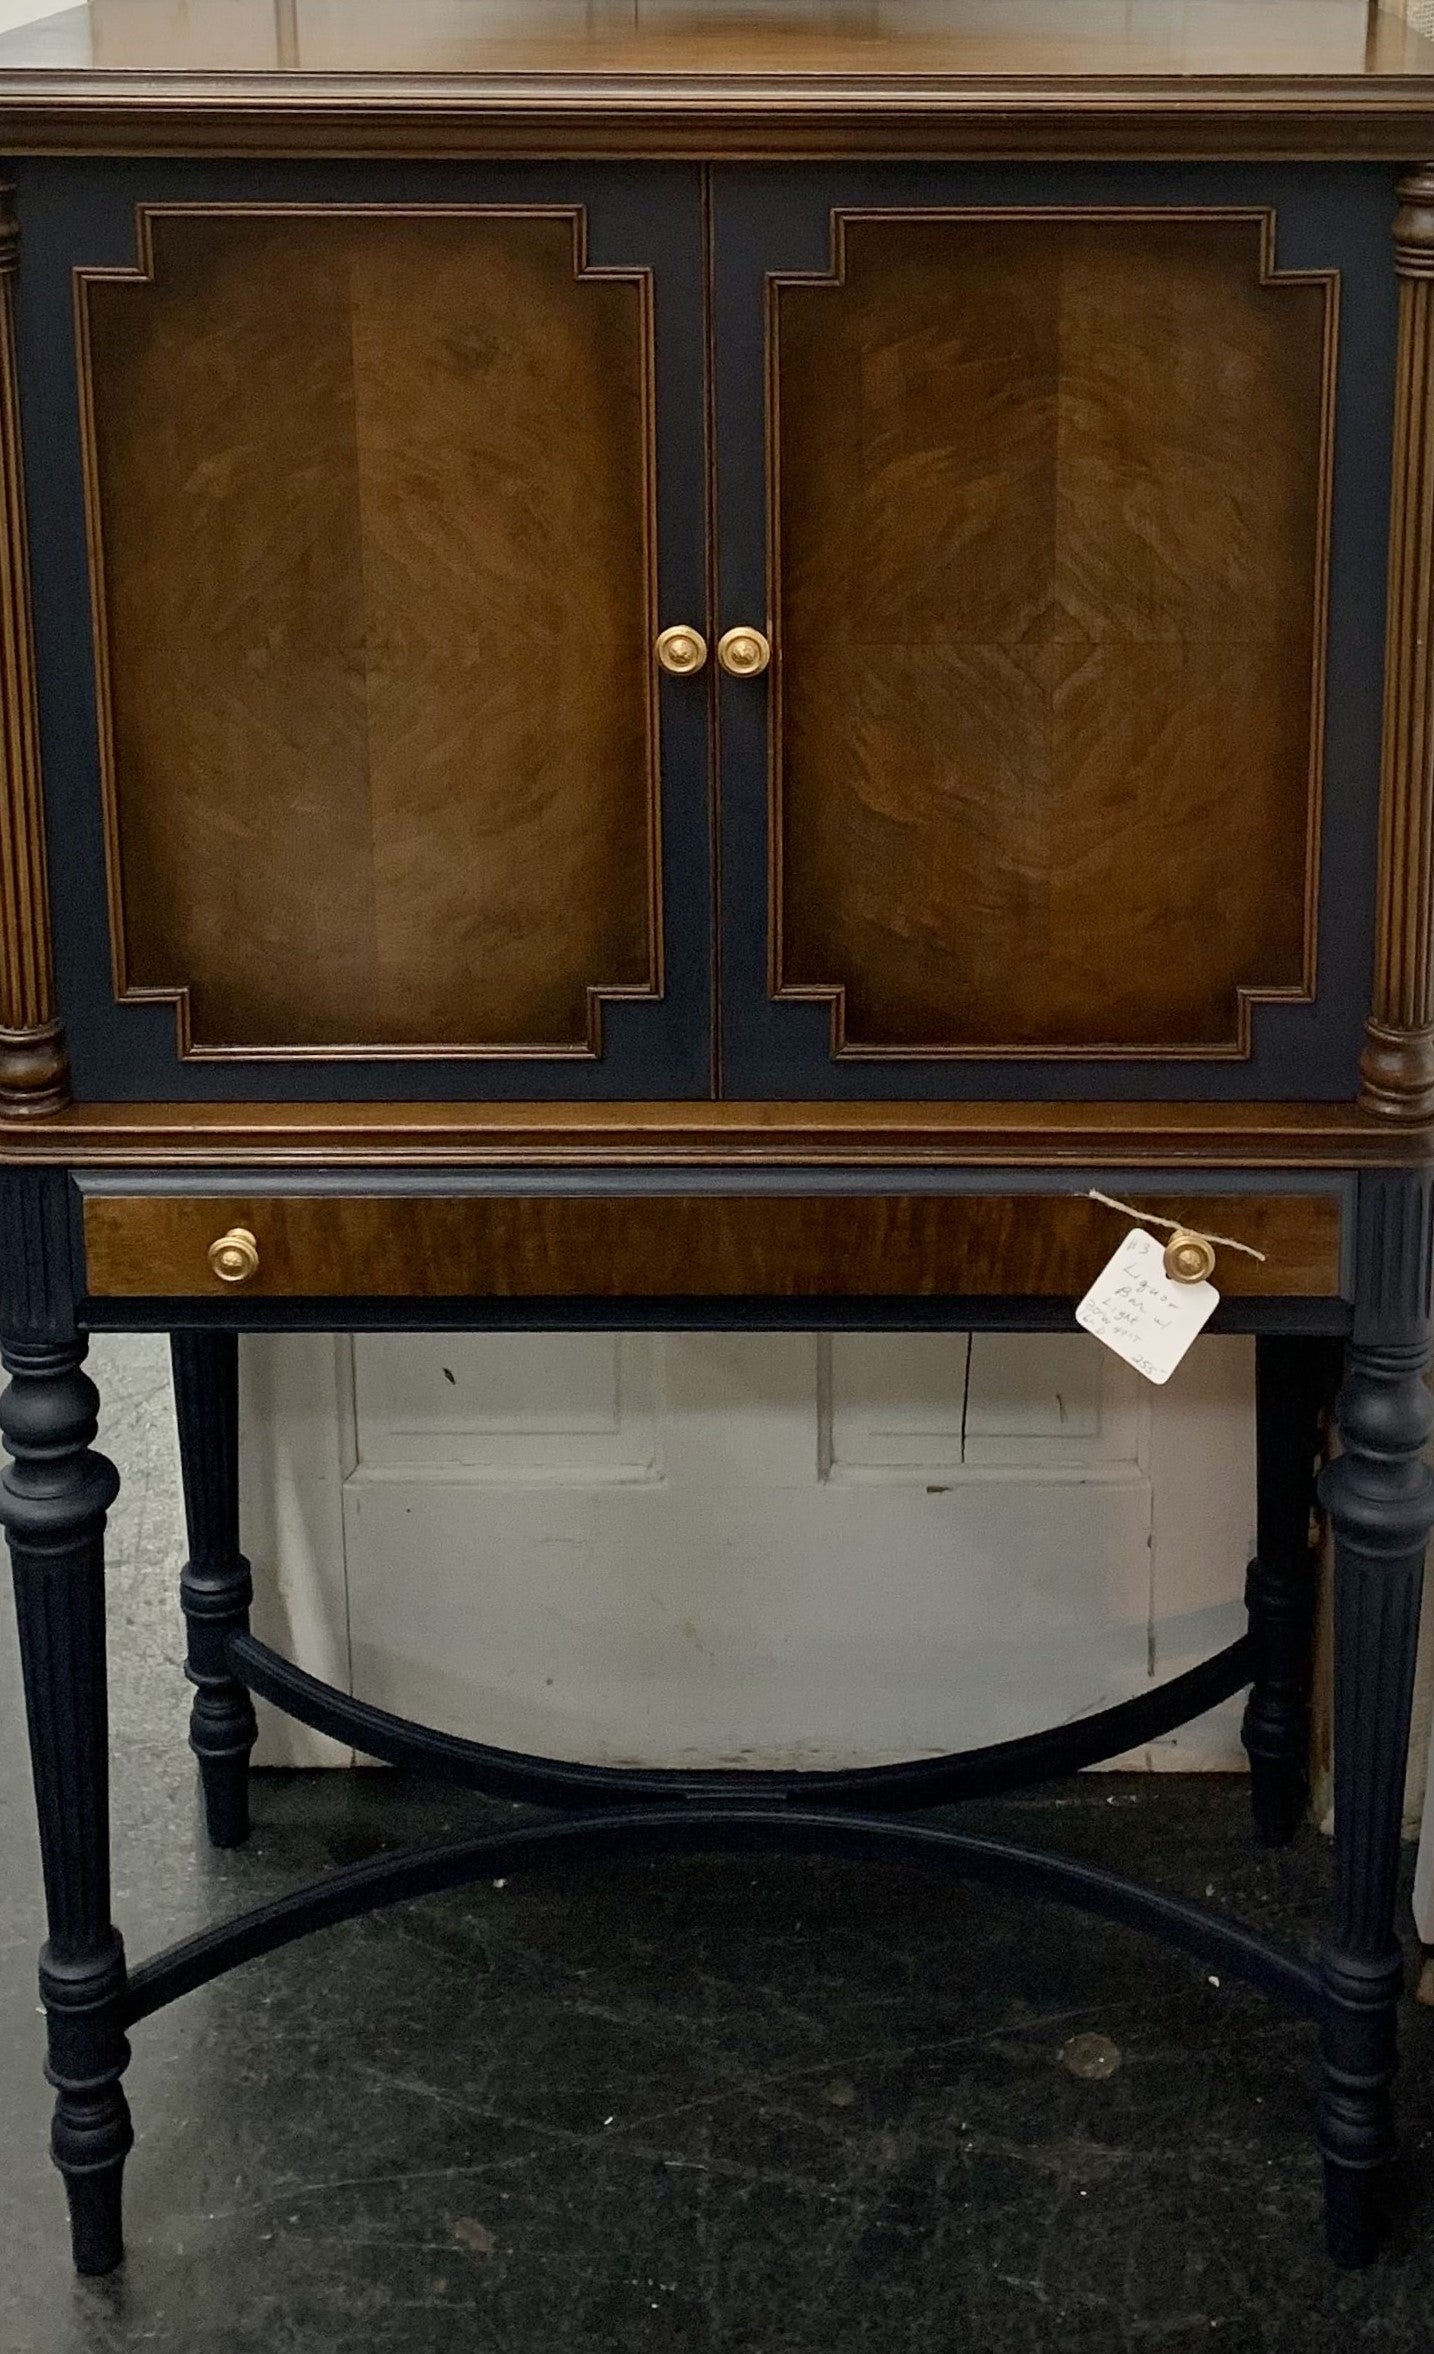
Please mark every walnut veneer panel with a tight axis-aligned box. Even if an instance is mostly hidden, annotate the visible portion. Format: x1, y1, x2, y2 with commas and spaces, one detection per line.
773, 212, 1333, 1057
80, 207, 656, 1055
82, 1188, 1343, 1299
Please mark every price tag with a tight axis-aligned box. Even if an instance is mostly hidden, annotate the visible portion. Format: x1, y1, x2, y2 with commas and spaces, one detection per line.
1075, 1225, 1218, 1385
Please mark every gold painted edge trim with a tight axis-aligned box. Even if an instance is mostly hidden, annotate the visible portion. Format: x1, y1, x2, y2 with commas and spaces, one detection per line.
1, 1099, 1424, 1172
764, 204, 1337, 1063
0, 182, 67, 1116
74, 200, 665, 1065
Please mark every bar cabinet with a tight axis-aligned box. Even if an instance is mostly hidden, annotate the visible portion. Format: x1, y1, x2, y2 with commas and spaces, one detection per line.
2, 0, 1434, 2287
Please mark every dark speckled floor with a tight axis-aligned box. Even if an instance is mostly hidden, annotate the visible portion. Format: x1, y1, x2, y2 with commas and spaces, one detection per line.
2, 1337, 1433, 2354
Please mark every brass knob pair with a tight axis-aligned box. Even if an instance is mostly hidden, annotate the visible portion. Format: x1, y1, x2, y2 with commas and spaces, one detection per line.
655, 625, 771, 678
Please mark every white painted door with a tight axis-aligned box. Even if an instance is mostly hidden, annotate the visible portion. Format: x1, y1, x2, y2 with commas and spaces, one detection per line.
239, 1331, 1257, 1775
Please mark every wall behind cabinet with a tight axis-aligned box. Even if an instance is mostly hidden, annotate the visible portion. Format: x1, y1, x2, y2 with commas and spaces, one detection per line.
237, 1328, 1263, 1777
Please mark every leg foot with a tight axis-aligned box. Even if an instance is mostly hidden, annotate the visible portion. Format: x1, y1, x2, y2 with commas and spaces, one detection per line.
1319, 1948, 1404, 2269
173, 1333, 257, 1849
65, 2167, 127, 2280
42, 1934, 132, 2275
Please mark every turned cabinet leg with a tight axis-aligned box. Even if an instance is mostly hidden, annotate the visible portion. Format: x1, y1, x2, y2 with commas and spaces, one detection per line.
1242, 1337, 1340, 1846
1316, 1330, 1434, 2267
172, 1332, 257, 1849
0, 1330, 131, 2275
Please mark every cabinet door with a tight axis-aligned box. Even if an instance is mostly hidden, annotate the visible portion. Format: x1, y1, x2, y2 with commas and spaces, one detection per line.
17, 161, 710, 1101
711, 165, 1396, 1102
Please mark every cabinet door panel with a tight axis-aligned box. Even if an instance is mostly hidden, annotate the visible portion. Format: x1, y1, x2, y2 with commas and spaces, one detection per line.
19, 162, 709, 1100
84, 208, 656, 1053
713, 165, 1396, 1102
775, 211, 1325, 1056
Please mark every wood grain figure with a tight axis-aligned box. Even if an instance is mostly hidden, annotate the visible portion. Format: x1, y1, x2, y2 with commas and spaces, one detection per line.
769, 210, 1334, 1059
78, 206, 659, 1058
81, 1186, 1344, 1301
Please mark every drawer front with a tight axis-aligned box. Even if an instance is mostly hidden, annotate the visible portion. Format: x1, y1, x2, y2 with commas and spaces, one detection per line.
81, 1190, 1346, 1300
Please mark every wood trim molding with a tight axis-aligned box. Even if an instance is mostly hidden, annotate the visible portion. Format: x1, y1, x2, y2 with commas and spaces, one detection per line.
765, 205, 1336, 1064
0, 1098, 1423, 1172
1360, 165, 1434, 1120
74, 202, 663, 1064
2, 76, 1434, 164
0, 184, 66, 1118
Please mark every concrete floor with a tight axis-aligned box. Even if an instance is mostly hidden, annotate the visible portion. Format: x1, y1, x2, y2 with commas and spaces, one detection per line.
2, 1335, 1434, 2354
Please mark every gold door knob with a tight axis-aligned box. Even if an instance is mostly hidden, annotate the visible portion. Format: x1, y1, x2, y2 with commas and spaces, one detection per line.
1163, 1230, 1217, 1285
717, 625, 771, 678
655, 624, 708, 676
208, 1226, 260, 1285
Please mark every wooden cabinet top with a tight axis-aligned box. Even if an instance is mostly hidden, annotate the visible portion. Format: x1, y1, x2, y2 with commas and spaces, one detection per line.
1, 0, 1433, 157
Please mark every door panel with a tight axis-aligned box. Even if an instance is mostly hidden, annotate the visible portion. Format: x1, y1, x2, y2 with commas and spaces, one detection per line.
773, 210, 1328, 1056
82, 207, 659, 1055
18, 160, 709, 1100
713, 164, 1396, 1101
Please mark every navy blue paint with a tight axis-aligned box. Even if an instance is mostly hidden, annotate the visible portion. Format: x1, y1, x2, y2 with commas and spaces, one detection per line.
712, 162, 1397, 1102
121, 1805, 1325, 2029
77, 1293, 1354, 1337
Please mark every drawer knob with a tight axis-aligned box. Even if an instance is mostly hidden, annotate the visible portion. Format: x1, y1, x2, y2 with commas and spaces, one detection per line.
655, 624, 708, 676
1163, 1230, 1217, 1286
208, 1226, 260, 1285
717, 625, 771, 678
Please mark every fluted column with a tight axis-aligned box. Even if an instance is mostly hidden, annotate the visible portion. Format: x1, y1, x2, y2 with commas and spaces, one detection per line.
0, 184, 65, 1116
1362, 169, 1434, 1116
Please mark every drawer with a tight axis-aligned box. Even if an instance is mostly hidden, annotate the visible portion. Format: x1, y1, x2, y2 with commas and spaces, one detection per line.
80, 1190, 1347, 1301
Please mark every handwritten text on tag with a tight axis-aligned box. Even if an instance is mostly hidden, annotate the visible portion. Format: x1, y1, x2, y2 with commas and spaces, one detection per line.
1075, 1225, 1218, 1385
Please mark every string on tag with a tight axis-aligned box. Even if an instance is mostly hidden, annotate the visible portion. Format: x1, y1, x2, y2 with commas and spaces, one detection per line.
1085, 1190, 1266, 1263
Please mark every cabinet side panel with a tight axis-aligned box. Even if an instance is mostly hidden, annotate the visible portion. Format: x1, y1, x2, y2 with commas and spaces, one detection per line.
772, 211, 1331, 1058
80, 206, 657, 1055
